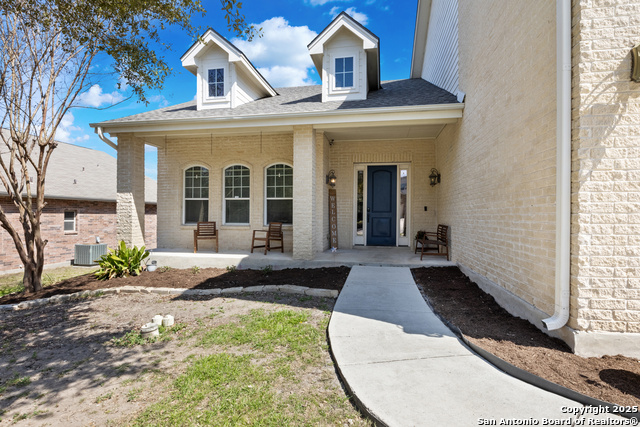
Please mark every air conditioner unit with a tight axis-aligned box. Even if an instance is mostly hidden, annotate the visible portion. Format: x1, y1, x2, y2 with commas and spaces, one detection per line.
74, 243, 108, 266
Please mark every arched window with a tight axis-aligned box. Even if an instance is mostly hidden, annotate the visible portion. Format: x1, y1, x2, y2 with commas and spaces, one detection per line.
224, 165, 250, 224
184, 166, 209, 224
265, 164, 293, 224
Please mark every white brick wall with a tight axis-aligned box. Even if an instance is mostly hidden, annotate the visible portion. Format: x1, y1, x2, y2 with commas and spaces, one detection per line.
435, 0, 558, 314
116, 134, 146, 248
156, 133, 294, 252
572, 0, 640, 333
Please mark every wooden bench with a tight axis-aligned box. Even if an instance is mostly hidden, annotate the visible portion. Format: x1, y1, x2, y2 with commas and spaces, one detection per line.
418, 224, 449, 261
193, 221, 218, 253
250, 222, 283, 255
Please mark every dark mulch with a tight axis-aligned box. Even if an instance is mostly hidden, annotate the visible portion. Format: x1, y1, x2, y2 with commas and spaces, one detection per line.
0, 266, 350, 305
412, 266, 640, 408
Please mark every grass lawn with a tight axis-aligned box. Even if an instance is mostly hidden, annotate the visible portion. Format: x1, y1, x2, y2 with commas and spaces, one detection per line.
0, 292, 370, 426
0, 266, 96, 298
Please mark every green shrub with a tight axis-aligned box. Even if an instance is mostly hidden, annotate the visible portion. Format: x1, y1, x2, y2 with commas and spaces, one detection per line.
95, 241, 149, 281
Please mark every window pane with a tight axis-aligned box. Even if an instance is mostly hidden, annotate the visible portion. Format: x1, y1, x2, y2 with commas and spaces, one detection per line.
208, 84, 216, 97
216, 83, 224, 97
357, 170, 364, 236
185, 188, 193, 199
64, 211, 75, 221
284, 187, 292, 198
208, 69, 216, 83
185, 200, 208, 223
217, 69, 224, 82
345, 57, 353, 72
336, 73, 344, 88
64, 221, 74, 231
267, 199, 292, 224
345, 73, 353, 87
226, 200, 249, 224
335, 58, 343, 73
241, 188, 250, 198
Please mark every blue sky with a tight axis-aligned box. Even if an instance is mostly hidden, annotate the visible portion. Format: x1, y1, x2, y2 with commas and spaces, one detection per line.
61, 0, 419, 180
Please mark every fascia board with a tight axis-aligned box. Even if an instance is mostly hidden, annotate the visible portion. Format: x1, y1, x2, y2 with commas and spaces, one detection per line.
410, 0, 432, 79
308, 17, 378, 55
92, 103, 464, 134
236, 58, 278, 97
181, 30, 242, 67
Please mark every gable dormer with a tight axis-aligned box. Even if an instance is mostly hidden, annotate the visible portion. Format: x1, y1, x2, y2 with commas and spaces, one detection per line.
308, 12, 380, 103
181, 29, 277, 110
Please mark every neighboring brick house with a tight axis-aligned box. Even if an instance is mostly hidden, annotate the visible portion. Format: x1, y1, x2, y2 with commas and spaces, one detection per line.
91, 4, 640, 358
0, 138, 157, 272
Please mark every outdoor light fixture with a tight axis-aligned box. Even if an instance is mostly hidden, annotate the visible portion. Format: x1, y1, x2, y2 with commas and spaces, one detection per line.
326, 170, 337, 187
429, 168, 441, 187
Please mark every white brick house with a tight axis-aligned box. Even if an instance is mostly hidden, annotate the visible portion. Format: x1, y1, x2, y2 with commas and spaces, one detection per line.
92, 4, 640, 358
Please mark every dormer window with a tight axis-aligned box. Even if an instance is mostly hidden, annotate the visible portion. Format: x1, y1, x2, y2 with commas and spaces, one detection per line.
335, 57, 354, 88
208, 68, 224, 97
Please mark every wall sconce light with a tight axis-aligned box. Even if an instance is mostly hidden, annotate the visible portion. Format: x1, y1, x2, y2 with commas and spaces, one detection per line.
632, 44, 640, 82
326, 170, 337, 187
429, 168, 441, 187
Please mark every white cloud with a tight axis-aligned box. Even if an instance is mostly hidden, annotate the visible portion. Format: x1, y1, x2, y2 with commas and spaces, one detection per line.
232, 17, 318, 88
307, 0, 350, 5
149, 95, 170, 108
257, 66, 315, 88
77, 84, 125, 108
330, 7, 369, 25
55, 112, 90, 144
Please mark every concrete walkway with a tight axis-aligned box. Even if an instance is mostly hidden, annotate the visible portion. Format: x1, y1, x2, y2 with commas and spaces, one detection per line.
328, 266, 617, 426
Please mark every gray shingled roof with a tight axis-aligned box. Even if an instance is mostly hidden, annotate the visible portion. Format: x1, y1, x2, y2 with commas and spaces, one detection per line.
0, 132, 156, 203
95, 78, 459, 126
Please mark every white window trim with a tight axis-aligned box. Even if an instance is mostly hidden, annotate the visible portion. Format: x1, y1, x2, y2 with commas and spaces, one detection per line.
183, 165, 210, 225
201, 61, 230, 104
207, 67, 225, 99
222, 164, 251, 226
64, 210, 77, 233
263, 162, 293, 226
334, 56, 355, 90
330, 51, 359, 94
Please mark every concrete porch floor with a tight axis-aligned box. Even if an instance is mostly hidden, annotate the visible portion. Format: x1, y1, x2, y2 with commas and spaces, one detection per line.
148, 246, 454, 270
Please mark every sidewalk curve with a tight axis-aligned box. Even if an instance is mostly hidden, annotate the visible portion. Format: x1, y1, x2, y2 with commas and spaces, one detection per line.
328, 266, 612, 427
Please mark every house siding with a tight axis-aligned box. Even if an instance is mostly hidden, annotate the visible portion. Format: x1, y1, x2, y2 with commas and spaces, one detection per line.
0, 197, 157, 271
571, 0, 640, 334
434, 1, 558, 315
156, 133, 295, 252
421, 0, 460, 97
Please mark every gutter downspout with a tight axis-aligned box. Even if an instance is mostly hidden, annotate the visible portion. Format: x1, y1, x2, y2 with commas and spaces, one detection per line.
95, 126, 118, 151
543, 0, 571, 330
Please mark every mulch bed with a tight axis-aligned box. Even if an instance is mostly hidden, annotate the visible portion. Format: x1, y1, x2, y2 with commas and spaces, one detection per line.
412, 266, 640, 408
0, 266, 350, 306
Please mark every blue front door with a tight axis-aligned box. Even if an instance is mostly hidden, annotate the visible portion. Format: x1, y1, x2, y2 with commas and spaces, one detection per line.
367, 165, 397, 246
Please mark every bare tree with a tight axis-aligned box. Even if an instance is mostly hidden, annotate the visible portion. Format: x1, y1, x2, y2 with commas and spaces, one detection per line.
0, 0, 257, 293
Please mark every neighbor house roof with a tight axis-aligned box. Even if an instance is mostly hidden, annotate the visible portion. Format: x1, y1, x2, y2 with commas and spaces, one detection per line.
93, 79, 459, 128
0, 131, 157, 204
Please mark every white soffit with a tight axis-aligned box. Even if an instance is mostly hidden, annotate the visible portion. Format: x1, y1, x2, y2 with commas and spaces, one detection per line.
322, 124, 445, 141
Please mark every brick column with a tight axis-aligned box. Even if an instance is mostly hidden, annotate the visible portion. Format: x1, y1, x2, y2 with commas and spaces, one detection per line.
116, 134, 146, 248
292, 125, 316, 260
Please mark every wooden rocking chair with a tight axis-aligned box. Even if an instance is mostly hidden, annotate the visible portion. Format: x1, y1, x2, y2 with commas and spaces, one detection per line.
251, 222, 284, 255
419, 224, 449, 261
193, 221, 218, 253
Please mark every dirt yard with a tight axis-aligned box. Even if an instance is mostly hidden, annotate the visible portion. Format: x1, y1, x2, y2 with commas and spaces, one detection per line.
0, 291, 367, 426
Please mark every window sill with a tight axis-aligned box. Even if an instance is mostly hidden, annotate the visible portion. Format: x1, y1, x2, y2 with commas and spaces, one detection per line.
64, 232, 78, 235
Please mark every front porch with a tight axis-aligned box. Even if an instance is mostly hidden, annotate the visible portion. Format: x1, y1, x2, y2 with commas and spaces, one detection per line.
148, 246, 454, 270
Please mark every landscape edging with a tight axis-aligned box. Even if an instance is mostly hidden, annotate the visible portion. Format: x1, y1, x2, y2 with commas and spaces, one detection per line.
419, 293, 640, 421
0, 285, 340, 313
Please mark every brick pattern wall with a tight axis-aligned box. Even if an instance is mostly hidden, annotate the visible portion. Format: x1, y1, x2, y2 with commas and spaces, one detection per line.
293, 125, 317, 260
328, 138, 438, 248
0, 197, 157, 271
116, 134, 146, 247
572, 0, 640, 332
156, 133, 295, 252
435, 1, 558, 314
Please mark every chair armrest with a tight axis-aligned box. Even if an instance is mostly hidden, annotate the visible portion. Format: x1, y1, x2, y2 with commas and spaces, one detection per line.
253, 229, 267, 237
